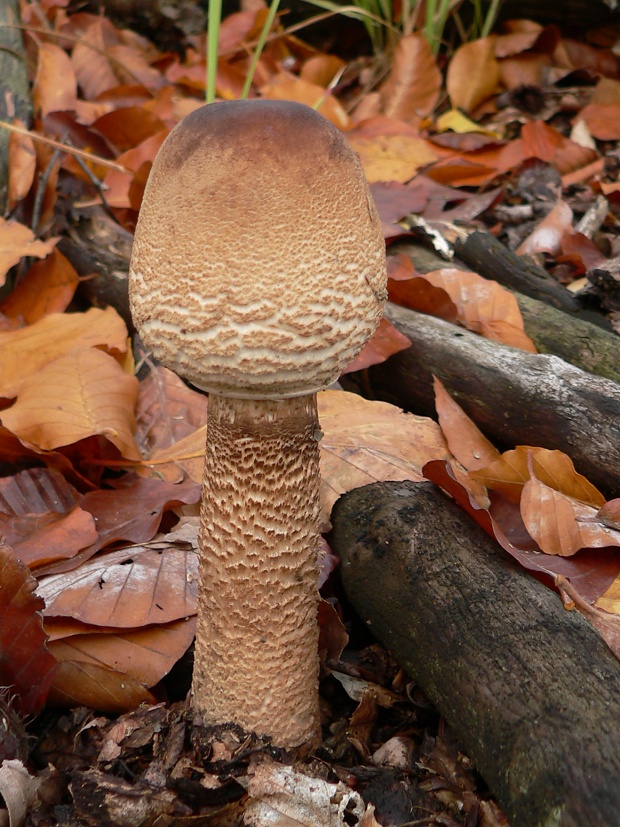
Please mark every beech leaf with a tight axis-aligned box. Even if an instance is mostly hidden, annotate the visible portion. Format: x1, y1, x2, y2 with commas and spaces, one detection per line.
1, 347, 140, 459
0, 545, 57, 715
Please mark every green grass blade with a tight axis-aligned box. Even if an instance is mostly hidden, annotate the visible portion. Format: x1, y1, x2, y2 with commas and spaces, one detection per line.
241, 0, 282, 99
206, 0, 222, 103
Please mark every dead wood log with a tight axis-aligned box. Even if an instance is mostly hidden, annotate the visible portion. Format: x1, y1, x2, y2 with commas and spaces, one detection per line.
0, 0, 31, 214
330, 480, 620, 827
454, 230, 580, 314
393, 240, 620, 384
365, 302, 620, 500
58, 207, 133, 328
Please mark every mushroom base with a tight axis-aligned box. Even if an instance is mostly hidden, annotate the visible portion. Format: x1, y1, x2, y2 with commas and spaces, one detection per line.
192, 393, 322, 750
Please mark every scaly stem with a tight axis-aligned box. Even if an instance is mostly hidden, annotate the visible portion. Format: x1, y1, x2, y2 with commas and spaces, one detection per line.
191, 394, 322, 749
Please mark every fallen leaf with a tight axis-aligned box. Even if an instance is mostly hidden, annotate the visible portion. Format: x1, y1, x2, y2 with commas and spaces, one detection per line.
1, 347, 140, 459
347, 118, 437, 184
47, 660, 155, 712
470, 446, 605, 506
447, 37, 500, 113
245, 759, 365, 827
0, 760, 41, 827
37, 544, 199, 627
0, 306, 129, 398
0, 249, 79, 323
342, 318, 411, 374
0, 220, 57, 289
33, 42, 77, 116
318, 390, 450, 521
260, 73, 349, 130
521, 472, 620, 556
48, 617, 196, 688
433, 376, 500, 471
0, 545, 57, 715
420, 269, 537, 351
380, 33, 441, 121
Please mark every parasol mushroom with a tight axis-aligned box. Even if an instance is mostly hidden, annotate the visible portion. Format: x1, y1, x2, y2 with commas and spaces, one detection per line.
129, 99, 387, 749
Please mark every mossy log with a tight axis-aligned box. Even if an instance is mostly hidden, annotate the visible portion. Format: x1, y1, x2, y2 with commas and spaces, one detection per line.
331, 480, 620, 827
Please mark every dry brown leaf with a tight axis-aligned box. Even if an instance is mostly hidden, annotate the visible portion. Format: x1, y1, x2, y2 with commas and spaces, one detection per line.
521, 121, 597, 175
48, 618, 196, 688
47, 660, 155, 712
471, 446, 605, 506
0, 306, 129, 397
260, 74, 349, 130
521, 475, 620, 556
33, 42, 77, 117
447, 37, 500, 113
516, 200, 573, 256
38, 545, 199, 628
347, 120, 437, 184
0, 219, 57, 289
245, 760, 365, 827
380, 33, 441, 121
300, 55, 345, 88
2, 347, 140, 458
0, 249, 79, 323
8, 121, 36, 209
318, 390, 450, 521
557, 577, 620, 660
71, 19, 120, 100
433, 376, 500, 471
421, 269, 537, 352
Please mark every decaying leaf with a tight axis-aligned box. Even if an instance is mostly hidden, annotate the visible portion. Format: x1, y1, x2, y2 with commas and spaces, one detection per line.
318, 391, 450, 522
0, 545, 57, 715
245, 759, 365, 827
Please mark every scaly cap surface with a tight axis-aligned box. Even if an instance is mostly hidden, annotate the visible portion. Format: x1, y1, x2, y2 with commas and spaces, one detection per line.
129, 99, 387, 398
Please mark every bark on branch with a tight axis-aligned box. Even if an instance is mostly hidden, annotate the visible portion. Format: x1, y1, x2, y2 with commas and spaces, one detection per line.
330, 480, 620, 827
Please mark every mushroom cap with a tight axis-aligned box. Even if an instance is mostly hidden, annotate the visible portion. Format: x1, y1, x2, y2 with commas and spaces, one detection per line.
129, 99, 387, 398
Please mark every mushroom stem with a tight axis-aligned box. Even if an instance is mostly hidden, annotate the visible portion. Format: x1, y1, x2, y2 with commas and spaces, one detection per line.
192, 393, 322, 749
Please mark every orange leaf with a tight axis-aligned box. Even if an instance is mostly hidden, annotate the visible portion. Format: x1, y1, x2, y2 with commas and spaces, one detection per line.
0, 249, 79, 323
47, 660, 155, 712
48, 618, 195, 688
71, 19, 119, 100
579, 102, 620, 141
471, 446, 605, 506
521, 473, 620, 556
0, 545, 57, 714
421, 268, 537, 352
347, 118, 437, 184
33, 42, 77, 117
0, 219, 57, 288
342, 318, 410, 374
317, 390, 450, 522
433, 376, 500, 471
521, 121, 598, 175
0, 306, 129, 397
380, 33, 441, 121
447, 37, 500, 113
300, 54, 346, 88
38, 544, 198, 627
7, 121, 36, 209
516, 199, 573, 256
260, 74, 349, 130
1, 347, 140, 458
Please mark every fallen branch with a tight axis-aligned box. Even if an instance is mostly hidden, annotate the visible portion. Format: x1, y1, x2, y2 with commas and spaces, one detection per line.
367, 301, 620, 499
393, 240, 620, 384
331, 480, 620, 827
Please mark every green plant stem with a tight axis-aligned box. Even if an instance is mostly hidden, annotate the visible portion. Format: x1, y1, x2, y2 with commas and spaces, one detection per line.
206, 0, 222, 103
241, 0, 282, 99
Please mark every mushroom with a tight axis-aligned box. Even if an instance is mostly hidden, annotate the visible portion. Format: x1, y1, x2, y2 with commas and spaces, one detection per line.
129, 99, 387, 749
